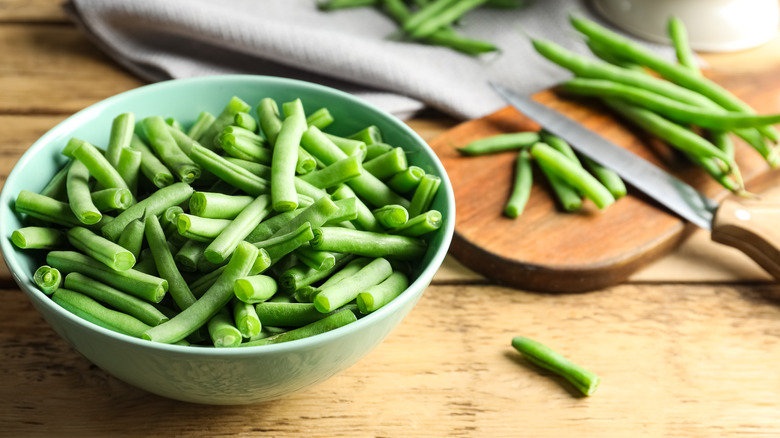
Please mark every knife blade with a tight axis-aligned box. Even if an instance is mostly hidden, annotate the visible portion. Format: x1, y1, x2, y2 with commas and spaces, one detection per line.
490, 82, 717, 230
490, 82, 780, 281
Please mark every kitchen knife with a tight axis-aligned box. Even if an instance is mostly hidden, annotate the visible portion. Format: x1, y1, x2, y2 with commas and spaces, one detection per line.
491, 82, 780, 281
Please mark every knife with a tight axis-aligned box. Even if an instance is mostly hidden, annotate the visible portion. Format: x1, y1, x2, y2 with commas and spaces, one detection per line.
490, 82, 780, 281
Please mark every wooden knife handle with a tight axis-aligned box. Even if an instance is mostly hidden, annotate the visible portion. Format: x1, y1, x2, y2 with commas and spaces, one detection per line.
711, 198, 780, 280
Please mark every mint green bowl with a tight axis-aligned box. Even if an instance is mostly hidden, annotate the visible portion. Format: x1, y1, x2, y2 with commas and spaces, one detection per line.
0, 75, 454, 404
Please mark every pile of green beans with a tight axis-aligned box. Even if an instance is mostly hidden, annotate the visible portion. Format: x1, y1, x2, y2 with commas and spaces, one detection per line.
455, 129, 626, 217
12, 94, 444, 348
317, 0, 527, 56
532, 16, 780, 194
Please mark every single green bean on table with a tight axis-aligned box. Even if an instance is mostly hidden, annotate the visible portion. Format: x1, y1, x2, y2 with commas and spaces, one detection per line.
145, 214, 198, 311
52, 288, 153, 338
67, 158, 102, 225
67, 226, 136, 271
207, 308, 242, 347
63, 272, 169, 326
357, 270, 409, 313
363, 147, 408, 180
241, 308, 357, 346
12, 226, 66, 250
511, 336, 600, 396
117, 216, 145, 259
34, 265, 62, 295
129, 134, 175, 189
457, 132, 540, 155
504, 150, 533, 218
311, 227, 427, 260
104, 113, 135, 169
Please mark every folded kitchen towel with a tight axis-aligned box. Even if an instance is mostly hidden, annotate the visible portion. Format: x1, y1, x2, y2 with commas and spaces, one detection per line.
65, 0, 674, 120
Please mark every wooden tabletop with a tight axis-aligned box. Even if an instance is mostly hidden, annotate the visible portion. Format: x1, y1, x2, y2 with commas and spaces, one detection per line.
4, 2, 780, 436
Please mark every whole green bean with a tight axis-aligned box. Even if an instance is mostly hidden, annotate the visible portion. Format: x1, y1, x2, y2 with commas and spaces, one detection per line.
143, 241, 258, 343
314, 257, 392, 313
318, 0, 377, 10
102, 182, 194, 241
531, 143, 615, 209
504, 150, 532, 218
407, 0, 487, 40
34, 265, 62, 295
145, 214, 197, 311
63, 272, 169, 326
668, 17, 699, 75
511, 336, 600, 396
11, 226, 66, 250
310, 227, 427, 260
457, 132, 540, 155
52, 288, 152, 338
67, 226, 136, 271
241, 308, 357, 346
67, 159, 102, 225
538, 161, 583, 211
402, 0, 460, 35
204, 194, 273, 263
356, 270, 409, 313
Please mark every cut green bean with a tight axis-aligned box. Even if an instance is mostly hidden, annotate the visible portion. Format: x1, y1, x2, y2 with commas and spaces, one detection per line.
278, 253, 355, 293
389, 210, 442, 236
11, 226, 66, 250
68, 138, 132, 193
246, 209, 305, 243
252, 222, 315, 272
254, 302, 351, 327
348, 125, 383, 145
189, 192, 254, 219
102, 182, 194, 241
234, 111, 258, 133
199, 96, 253, 151
15, 190, 88, 228
52, 289, 152, 338
234, 299, 262, 338
189, 143, 269, 196
187, 111, 216, 142
324, 185, 382, 231
306, 107, 334, 129
220, 127, 272, 164
299, 154, 363, 189
204, 194, 273, 263
511, 336, 600, 396
208, 308, 242, 347
504, 150, 532, 218
387, 165, 425, 194
176, 214, 231, 242
268, 196, 340, 239
165, 117, 184, 132
67, 226, 136, 271
294, 247, 337, 271
90, 188, 133, 211
145, 214, 197, 311
241, 308, 357, 346
373, 204, 409, 228
223, 157, 329, 201
141, 116, 201, 183
143, 241, 258, 343
129, 134, 175, 188
257, 97, 283, 146
311, 227, 426, 260
531, 143, 614, 209
357, 270, 409, 313
364, 142, 394, 162
116, 147, 142, 196
322, 133, 367, 158
363, 147, 408, 180
105, 113, 135, 169
408, 174, 441, 217
314, 257, 392, 313
582, 156, 627, 199
34, 265, 61, 295
174, 239, 207, 273
271, 113, 306, 211
234, 274, 278, 304
63, 272, 169, 326
67, 159, 102, 225
457, 132, 540, 155
117, 215, 146, 259
39, 161, 71, 201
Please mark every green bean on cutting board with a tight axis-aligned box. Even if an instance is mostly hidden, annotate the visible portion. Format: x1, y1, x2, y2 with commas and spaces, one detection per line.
11, 93, 444, 348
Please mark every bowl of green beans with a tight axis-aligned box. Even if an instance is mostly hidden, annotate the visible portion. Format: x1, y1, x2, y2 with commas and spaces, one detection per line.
0, 74, 454, 404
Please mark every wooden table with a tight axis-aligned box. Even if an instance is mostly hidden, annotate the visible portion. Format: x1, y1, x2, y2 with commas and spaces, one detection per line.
3, 2, 780, 436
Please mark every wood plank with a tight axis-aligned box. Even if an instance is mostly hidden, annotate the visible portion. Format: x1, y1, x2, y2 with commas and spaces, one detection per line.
0, 25, 144, 114
0, 0, 67, 22
4, 283, 780, 436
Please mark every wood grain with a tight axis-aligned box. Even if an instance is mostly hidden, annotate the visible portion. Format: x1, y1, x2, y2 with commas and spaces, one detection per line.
432, 69, 780, 292
5, 283, 780, 437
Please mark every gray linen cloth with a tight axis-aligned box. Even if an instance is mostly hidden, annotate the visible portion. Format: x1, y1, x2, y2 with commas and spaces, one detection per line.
65, 0, 672, 120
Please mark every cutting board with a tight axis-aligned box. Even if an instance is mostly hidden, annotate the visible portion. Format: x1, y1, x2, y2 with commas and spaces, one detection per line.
430, 68, 780, 293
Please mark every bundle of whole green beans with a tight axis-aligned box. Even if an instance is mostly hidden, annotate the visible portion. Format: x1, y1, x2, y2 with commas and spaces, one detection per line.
12, 95, 444, 347
531, 16, 780, 194
456, 129, 626, 217
318, 0, 527, 56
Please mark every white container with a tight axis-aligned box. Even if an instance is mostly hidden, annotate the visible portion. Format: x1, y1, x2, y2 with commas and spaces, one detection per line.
593, 0, 779, 52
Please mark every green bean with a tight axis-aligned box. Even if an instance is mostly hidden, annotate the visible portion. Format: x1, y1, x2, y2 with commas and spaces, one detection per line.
503, 150, 533, 218
220, 126, 272, 164
52, 288, 152, 338
207, 308, 242, 347
39, 161, 71, 201
278, 253, 355, 292
132, 248, 158, 277
241, 308, 357, 346
539, 131, 580, 164
325, 197, 359, 225
166, 117, 184, 132
187, 111, 216, 142
234, 274, 278, 304
101, 182, 194, 241
561, 78, 780, 133
199, 96, 253, 151
387, 165, 425, 194
233, 299, 262, 338
11, 226, 66, 250
585, 38, 642, 70
538, 162, 582, 211
189, 143, 270, 196
159, 206, 184, 236
257, 97, 283, 146
104, 113, 135, 169
174, 239, 207, 273
388, 210, 442, 236
402, 0, 459, 35
364, 142, 394, 161
15, 190, 88, 228
407, 0, 487, 40
569, 16, 779, 143
145, 214, 197, 310
66, 159, 102, 225
668, 17, 699, 75
176, 214, 231, 242
141, 116, 201, 183
348, 125, 383, 145
511, 336, 600, 396
234, 111, 258, 133
204, 194, 273, 263
314, 257, 392, 313
254, 302, 349, 327
306, 107, 335, 130
245, 209, 304, 243
67, 226, 136, 271
224, 157, 329, 201
252, 222, 315, 272
189, 191, 254, 219
318, 0, 377, 10
68, 138, 132, 193
129, 134, 174, 189
63, 272, 169, 326
188, 264, 225, 298
373, 204, 409, 228
311, 227, 426, 260
531, 143, 614, 209
408, 174, 441, 217
356, 270, 409, 313
294, 247, 337, 271
90, 188, 133, 211
143, 241, 258, 343
323, 133, 367, 158
117, 216, 145, 259
116, 147, 142, 196
268, 196, 340, 239
582, 156, 627, 199
298, 154, 363, 189
271, 113, 306, 211
363, 147, 408, 180
280, 100, 320, 173
34, 265, 62, 295
332, 184, 386, 232
456, 132, 539, 156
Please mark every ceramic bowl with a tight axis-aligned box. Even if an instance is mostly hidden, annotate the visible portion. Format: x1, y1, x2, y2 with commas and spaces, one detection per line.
593, 0, 779, 52
0, 75, 455, 404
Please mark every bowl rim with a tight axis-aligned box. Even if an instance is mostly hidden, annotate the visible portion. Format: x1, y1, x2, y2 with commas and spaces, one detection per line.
0, 74, 455, 356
